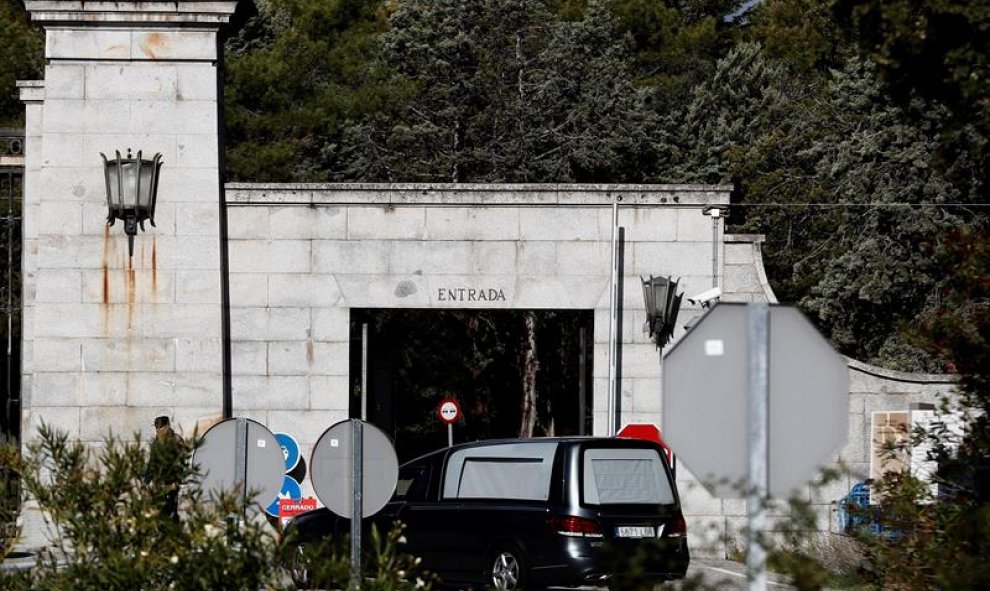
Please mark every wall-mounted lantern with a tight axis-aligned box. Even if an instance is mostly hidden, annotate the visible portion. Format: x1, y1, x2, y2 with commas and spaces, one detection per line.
100, 149, 162, 257
642, 275, 682, 348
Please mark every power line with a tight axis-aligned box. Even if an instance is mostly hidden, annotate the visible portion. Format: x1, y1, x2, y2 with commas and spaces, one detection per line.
728, 202, 989, 208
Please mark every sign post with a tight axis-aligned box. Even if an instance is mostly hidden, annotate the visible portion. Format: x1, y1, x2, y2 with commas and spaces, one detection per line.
746, 303, 770, 591
438, 398, 461, 447
350, 419, 363, 590
310, 420, 399, 591
662, 303, 848, 591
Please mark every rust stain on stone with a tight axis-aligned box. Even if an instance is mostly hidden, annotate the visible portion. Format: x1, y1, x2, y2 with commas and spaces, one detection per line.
306, 339, 315, 365
104, 44, 128, 59
152, 238, 158, 294
140, 32, 167, 60
127, 265, 136, 329
102, 232, 110, 305
102, 226, 111, 331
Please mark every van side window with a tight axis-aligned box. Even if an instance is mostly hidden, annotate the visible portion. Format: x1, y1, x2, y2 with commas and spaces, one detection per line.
583, 448, 675, 505
394, 463, 431, 502
443, 443, 556, 501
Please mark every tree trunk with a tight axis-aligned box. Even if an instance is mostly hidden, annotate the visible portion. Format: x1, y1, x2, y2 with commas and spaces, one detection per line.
452, 119, 462, 183
545, 399, 555, 437
518, 311, 538, 438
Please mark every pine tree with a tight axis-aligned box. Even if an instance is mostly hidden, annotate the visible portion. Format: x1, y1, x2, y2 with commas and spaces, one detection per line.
222, 0, 400, 181
341, 0, 654, 183
0, 2, 43, 127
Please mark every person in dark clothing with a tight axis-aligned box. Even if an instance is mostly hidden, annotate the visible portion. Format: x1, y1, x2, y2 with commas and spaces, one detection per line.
148, 416, 186, 521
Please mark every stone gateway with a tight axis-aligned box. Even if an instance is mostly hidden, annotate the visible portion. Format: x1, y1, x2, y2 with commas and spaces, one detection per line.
12, 0, 956, 557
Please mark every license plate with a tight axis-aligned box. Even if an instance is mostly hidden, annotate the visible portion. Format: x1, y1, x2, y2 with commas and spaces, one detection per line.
615, 526, 655, 538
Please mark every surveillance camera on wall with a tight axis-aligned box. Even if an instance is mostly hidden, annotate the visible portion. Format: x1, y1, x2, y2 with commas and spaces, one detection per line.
687, 287, 722, 308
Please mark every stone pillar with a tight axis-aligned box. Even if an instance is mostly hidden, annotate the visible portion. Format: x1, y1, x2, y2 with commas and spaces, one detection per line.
19, 1, 237, 450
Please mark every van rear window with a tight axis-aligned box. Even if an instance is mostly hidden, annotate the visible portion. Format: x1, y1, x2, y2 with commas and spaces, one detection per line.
583, 448, 674, 505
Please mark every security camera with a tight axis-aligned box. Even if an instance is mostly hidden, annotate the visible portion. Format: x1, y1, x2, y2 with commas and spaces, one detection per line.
687, 287, 722, 308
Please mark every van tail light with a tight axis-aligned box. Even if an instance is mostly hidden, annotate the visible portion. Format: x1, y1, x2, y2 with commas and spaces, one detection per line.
666, 517, 687, 538
549, 516, 604, 538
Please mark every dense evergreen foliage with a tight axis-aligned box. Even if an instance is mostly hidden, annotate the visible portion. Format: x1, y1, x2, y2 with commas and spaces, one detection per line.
342, 0, 658, 182
217, 0, 987, 372
2, 0, 982, 370
220, 3, 987, 585
0, 1, 42, 127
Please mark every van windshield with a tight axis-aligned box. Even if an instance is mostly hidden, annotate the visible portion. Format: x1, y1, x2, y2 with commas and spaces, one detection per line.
582, 448, 674, 505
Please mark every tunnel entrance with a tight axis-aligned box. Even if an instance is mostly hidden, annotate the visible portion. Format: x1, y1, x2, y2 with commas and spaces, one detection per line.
350, 309, 593, 463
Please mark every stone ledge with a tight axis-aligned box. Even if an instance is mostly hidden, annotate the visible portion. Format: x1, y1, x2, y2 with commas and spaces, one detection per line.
225, 183, 734, 207
25, 1, 238, 26
17, 80, 45, 103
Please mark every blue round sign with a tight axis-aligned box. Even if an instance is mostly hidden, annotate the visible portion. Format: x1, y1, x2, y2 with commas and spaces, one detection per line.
265, 475, 302, 517
275, 432, 300, 472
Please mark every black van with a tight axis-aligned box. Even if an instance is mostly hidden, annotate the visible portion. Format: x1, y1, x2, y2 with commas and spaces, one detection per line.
286, 437, 689, 590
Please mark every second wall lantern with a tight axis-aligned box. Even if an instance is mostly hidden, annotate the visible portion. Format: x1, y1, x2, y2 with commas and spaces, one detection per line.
642, 274, 683, 348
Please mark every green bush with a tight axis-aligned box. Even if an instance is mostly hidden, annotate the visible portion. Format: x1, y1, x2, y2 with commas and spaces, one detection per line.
0, 424, 431, 591
282, 522, 435, 591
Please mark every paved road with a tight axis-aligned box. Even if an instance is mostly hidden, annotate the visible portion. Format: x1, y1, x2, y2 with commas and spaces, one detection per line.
4, 553, 808, 590
673, 558, 806, 590
550, 559, 807, 591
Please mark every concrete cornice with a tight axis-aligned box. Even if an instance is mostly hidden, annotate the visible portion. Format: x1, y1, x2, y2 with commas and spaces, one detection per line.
847, 357, 957, 384
224, 183, 734, 207
725, 233, 779, 304
25, 1, 239, 26
16, 80, 45, 102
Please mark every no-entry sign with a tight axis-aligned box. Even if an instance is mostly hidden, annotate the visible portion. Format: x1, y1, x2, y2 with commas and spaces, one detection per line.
438, 398, 461, 425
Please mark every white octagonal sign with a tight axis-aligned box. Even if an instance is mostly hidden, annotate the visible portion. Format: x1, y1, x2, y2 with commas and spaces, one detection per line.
662, 303, 849, 498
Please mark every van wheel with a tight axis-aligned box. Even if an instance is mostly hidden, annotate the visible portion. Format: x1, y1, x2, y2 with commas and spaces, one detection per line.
488, 544, 526, 591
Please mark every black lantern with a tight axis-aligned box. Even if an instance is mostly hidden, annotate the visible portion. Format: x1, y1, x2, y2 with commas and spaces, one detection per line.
101, 149, 162, 257
642, 275, 683, 348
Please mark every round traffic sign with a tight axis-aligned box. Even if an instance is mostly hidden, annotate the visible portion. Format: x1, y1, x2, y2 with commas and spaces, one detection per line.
438, 398, 461, 425
192, 418, 285, 510
275, 432, 301, 472
265, 475, 303, 517
310, 420, 399, 518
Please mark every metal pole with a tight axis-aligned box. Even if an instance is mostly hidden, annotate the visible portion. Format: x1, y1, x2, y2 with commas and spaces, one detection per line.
4, 169, 12, 439
747, 303, 769, 591
447, 423, 453, 447
607, 202, 619, 436
578, 327, 587, 436
710, 208, 721, 289
350, 419, 364, 590
361, 323, 369, 421
217, 45, 233, 421
234, 418, 249, 506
